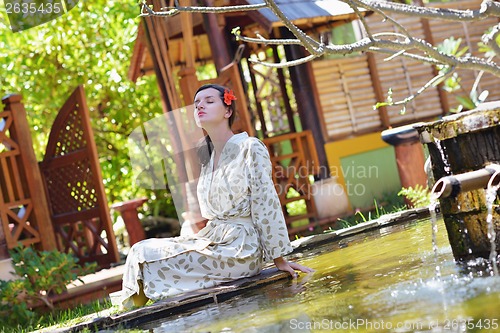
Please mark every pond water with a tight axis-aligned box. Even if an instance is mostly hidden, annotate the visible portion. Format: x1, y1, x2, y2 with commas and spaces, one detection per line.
132, 218, 500, 332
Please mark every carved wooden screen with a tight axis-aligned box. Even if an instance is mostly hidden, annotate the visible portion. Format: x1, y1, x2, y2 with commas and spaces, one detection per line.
39, 86, 119, 268
263, 130, 320, 237
0, 94, 56, 257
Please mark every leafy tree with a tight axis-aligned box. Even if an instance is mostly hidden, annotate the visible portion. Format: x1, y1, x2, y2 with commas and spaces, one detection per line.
0, 0, 175, 214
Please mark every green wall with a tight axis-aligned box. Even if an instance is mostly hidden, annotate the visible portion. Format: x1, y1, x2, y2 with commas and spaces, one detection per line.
340, 146, 401, 209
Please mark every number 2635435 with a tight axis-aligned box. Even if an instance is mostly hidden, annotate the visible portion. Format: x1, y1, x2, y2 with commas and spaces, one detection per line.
5, 2, 62, 15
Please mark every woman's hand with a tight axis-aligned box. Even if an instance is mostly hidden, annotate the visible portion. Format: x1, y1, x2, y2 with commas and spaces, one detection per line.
273, 256, 315, 278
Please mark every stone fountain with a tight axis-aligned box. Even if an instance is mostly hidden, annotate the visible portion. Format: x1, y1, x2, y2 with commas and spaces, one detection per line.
414, 101, 500, 261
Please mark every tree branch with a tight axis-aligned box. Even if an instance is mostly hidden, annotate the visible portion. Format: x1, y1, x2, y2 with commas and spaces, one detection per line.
387, 66, 456, 108
346, 0, 374, 40
248, 54, 320, 68
236, 34, 304, 46
351, 0, 500, 22
138, 0, 500, 107
139, 1, 267, 16
263, 0, 322, 55
350, 0, 411, 39
482, 23, 500, 58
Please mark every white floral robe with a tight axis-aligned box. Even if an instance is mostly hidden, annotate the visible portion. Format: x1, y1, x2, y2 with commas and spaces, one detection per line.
112, 132, 293, 308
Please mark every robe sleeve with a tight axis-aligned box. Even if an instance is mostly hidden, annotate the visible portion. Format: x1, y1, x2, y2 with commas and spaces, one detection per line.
246, 138, 293, 261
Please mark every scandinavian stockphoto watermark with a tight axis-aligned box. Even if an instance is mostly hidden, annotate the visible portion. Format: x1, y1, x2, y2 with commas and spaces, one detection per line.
274, 161, 379, 198
3, 0, 78, 32
127, 105, 206, 225
127, 105, 381, 224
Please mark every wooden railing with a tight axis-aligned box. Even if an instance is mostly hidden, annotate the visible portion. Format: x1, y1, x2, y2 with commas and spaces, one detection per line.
263, 130, 321, 237
0, 94, 57, 258
1, 87, 120, 269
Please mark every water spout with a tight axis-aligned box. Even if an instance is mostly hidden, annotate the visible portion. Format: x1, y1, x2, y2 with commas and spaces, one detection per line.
431, 164, 500, 199
487, 167, 500, 190
486, 169, 500, 276
416, 105, 500, 261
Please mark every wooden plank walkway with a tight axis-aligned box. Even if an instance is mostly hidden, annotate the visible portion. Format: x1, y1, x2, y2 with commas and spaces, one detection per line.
47, 265, 124, 310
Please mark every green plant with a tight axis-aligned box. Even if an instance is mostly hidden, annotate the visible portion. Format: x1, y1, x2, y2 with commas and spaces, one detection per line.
0, 246, 97, 327
354, 199, 389, 222
436, 36, 492, 113
329, 194, 406, 231
285, 187, 308, 216
398, 184, 431, 208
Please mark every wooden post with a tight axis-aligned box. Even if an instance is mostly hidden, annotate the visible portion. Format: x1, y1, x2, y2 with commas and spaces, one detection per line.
1, 94, 57, 251
272, 43, 296, 133
179, 67, 199, 106
201, 0, 232, 72
141, 7, 189, 185
281, 29, 330, 179
248, 60, 268, 137
413, 0, 450, 115
111, 198, 148, 246
367, 53, 390, 128
178, 0, 200, 105
0, 220, 8, 259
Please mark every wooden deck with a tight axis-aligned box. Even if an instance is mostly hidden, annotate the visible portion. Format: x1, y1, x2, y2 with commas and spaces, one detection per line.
45, 265, 124, 310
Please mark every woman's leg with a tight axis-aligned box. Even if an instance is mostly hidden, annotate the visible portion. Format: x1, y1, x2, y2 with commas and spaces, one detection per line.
132, 280, 149, 307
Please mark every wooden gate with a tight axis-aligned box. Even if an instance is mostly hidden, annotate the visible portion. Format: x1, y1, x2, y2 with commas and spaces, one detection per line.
39, 86, 119, 268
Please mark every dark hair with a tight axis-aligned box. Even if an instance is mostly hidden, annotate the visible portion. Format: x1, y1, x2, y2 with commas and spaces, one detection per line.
194, 84, 237, 128
195, 84, 238, 166
197, 135, 214, 166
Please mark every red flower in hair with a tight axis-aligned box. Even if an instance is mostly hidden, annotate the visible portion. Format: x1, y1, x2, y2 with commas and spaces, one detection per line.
224, 89, 237, 106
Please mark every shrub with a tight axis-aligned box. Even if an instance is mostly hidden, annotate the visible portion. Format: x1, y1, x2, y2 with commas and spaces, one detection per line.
0, 245, 96, 327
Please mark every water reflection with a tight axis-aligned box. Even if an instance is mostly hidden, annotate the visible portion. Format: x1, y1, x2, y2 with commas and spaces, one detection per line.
141, 275, 314, 333
132, 219, 500, 333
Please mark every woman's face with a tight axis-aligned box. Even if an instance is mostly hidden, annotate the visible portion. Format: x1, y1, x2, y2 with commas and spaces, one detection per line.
194, 88, 230, 128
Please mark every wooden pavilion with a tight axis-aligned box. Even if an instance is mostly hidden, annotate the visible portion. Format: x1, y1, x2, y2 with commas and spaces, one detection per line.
129, 0, 500, 233
129, 0, 374, 235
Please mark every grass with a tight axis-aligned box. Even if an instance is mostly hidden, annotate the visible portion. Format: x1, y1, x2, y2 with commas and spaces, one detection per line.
328, 191, 407, 231
0, 299, 116, 333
